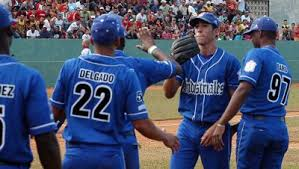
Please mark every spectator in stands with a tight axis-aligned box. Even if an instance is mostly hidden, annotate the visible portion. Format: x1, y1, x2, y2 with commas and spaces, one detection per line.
136, 8, 147, 23
67, 19, 81, 38
39, 25, 52, 38
53, 26, 62, 39
237, 0, 246, 12
290, 22, 295, 40
80, 38, 91, 56
281, 24, 291, 40
202, 1, 214, 12
178, 0, 188, 16
8, 0, 255, 40
294, 23, 299, 41
26, 25, 40, 38
82, 29, 90, 40
241, 10, 251, 22
159, 0, 170, 15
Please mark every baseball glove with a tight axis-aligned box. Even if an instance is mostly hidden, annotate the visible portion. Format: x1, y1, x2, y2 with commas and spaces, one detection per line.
170, 35, 200, 64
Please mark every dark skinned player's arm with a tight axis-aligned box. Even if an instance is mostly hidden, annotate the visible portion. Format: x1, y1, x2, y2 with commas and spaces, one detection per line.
35, 132, 62, 169
51, 105, 66, 130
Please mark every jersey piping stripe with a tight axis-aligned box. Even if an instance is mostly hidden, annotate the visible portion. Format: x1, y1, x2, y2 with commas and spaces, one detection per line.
239, 75, 257, 83
176, 75, 183, 80
79, 57, 127, 67
50, 98, 64, 105
127, 111, 148, 116
190, 57, 202, 121
202, 50, 225, 121
138, 104, 146, 111
0, 62, 20, 67
237, 121, 246, 167
30, 122, 56, 130
168, 60, 174, 78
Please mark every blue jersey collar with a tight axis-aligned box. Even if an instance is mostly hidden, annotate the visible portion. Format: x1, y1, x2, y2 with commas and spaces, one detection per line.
262, 45, 280, 55
114, 50, 128, 57
0, 55, 18, 64
80, 54, 120, 65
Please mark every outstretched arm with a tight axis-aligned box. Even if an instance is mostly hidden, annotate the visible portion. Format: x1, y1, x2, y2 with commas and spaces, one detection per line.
136, 28, 182, 74
132, 119, 180, 153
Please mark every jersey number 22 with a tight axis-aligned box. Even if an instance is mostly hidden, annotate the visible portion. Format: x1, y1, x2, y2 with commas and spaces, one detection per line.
71, 82, 112, 122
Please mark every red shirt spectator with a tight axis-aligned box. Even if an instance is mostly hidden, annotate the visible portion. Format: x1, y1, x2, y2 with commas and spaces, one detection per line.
294, 24, 299, 41
35, 9, 46, 19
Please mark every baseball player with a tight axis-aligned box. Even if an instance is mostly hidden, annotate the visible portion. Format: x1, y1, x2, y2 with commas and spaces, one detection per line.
0, 5, 61, 169
109, 14, 182, 169
163, 12, 241, 169
50, 14, 179, 169
210, 16, 292, 169
80, 39, 92, 56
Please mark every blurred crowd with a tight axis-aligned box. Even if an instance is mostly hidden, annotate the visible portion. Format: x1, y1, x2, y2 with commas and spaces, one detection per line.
1, 0, 299, 41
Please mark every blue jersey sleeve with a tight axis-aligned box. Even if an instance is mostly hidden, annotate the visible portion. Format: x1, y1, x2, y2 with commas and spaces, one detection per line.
239, 49, 263, 87
25, 72, 56, 136
136, 58, 176, 86
50, 63, 66, 109
125, 69, 149, 121
176, 61, 188, 84
226, 55, 241, 89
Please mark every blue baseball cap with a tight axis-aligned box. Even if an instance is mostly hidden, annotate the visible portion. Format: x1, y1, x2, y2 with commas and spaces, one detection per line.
0, 4, 16, 29
108, 13, 126, 38
91, 14, 120, 44
189, 12, 220, 28
244, 16, 278, 35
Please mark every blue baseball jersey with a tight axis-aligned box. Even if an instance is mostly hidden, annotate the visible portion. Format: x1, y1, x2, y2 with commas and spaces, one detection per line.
114, 52, 176, 93
239, 46, 292, 116
0, 55, 56, 164
176, 48, 240, 122
114, 51, 176, 144
50, 54, 148, 145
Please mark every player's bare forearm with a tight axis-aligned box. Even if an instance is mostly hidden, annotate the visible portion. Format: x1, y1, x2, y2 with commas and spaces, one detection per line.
51, 105, 65, 122
133, 119, 167, 141
163, 77, 180, 98
132, 119, 180, 152
35, 132, 62, 169
218, 82, 253, 125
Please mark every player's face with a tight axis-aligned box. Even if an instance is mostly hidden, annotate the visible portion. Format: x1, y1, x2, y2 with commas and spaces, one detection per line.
194, 22, 217, 46
250, 31, 261, 48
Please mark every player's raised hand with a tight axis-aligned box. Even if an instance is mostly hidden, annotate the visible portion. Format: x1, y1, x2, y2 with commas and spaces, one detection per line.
162, 132, 180, 153
200, 123, 217, 146
136, 27, 155, 52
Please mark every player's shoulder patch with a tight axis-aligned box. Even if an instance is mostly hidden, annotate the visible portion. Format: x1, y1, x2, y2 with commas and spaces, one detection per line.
244, 60, 257, 72
136, 91, 143, 102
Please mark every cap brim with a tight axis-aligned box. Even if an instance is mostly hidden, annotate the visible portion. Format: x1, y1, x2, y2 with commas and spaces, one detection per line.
189, 17, 212, 27
243, 29, 255, 35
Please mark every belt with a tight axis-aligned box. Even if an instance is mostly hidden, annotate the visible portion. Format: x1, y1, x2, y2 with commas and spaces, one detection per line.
185, 118, 214, 127
243, 114, 285, 122
0, 160, 30, 167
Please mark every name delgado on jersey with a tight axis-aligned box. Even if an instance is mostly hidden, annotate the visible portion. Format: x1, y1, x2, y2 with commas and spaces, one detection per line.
79, 68, 115, 84
182, 79, 224, 96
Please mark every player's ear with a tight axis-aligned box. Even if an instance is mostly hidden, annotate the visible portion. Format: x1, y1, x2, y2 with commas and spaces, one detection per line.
113, 37, 121, 49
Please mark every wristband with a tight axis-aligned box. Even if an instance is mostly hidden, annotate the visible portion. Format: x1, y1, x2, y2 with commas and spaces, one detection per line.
216, 123, 225, 128
148, 45, 158, 55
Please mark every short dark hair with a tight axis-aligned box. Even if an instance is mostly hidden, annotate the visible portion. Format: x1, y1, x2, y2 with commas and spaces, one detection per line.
261, 30, 276, 40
